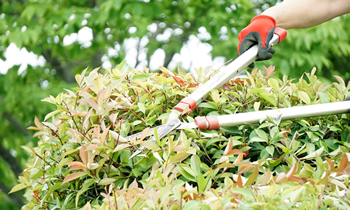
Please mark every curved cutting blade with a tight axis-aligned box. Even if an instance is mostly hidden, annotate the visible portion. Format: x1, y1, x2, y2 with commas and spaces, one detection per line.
129, 110, 182, 159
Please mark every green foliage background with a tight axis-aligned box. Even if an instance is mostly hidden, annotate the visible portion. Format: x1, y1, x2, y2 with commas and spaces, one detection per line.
0, 0, 350, 208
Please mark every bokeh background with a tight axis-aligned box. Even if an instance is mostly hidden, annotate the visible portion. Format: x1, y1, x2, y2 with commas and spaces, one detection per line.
0, 0, 350, 208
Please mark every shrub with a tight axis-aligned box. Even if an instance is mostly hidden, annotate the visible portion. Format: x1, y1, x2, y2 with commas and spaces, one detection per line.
11, 62, 350, 209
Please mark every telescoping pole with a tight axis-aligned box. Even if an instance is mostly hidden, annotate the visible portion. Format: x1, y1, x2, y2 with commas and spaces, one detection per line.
215, 100, 350, 128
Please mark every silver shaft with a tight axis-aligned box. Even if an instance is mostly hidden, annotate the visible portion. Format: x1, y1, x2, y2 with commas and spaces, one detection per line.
217, 101, 350, 127
187, 34, 281, 106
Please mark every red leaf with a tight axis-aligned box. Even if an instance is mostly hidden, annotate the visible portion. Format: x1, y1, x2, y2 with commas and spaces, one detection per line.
79, 145, 88, 165
93, 127, 100, 139
70, 165, 85, 171
237, 174, 243, 188
326, 158, 334, 171
233, 154, 243, 164
100, 126, 110, 144
172, 76, 185, 86
66, 161, 86, 169
338, 153, 348, 171
85, 144, 98, 151
140, 127, 151, 141
286, 163, 297, 178
275, 172, 288, 184
223, 138, 233, 156
234, 162, 251, 167
78, 98, 99, 114
232, 78, 244, 86
243, 150, 249, 157
27, 126, 41, 131
227, 149, 245, 156
288, 176, 304, 184
264, 65, 276, 78
62, 172, 87, 184
232, 198, 239, 204
34, 116, 42, 130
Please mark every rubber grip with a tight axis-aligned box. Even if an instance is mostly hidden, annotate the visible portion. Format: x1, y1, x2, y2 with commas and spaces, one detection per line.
206, 116, 220, 130
174, 97, 197, 113
274, 27, 287, 43
194, 116, 209, 130
194, 116, 220, 130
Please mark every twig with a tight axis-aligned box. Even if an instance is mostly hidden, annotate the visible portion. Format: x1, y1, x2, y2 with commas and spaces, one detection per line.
127, 107, 147, 124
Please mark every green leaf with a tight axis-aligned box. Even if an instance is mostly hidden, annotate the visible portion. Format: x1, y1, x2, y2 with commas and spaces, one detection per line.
132, 74, 151, 81
232, 188, 254, 199
206, 138, 226, 147
250, 89, 277, 106
244, 166, 259, 186
197, 173, 206, 194
98, 178, 116, 185
190, 155, 201, 177
138, 102, 146, 114
266, 145, 274, 156
176, 164, 196, 182
255, 129, 268, 142
9, 183, 31, 194
197, 102, 217, 109
76, 179, 96, 206
113, 144, 132, 152
301, 147, 324, 159
298, 91, 311, 105
184, 201, 200, 210
268, 78, 279, 91
41, 182, 62, 205
254, 101, 260, 111
169, 153, 190, 164
141, 141, 160, 151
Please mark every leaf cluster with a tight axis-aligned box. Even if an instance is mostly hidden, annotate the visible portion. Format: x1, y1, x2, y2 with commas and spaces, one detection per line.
11, 63, 350, 209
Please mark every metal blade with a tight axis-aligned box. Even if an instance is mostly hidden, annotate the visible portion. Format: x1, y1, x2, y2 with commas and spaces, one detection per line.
129, 110, 182, 159
177, 122, 198, 129
124, 124, 166, 142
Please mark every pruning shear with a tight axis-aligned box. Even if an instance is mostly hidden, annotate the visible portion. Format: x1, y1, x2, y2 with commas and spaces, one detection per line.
128, 28, 288, 159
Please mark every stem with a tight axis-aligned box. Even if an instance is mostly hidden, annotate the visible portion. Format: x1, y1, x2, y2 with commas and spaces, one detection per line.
210, 167, 229, 189
127, 108, 147, 125
43, 124, 63, 145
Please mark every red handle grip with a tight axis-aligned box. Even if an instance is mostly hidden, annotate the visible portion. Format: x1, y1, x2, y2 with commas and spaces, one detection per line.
194, 116, 220, 130
274, 27, 287, 43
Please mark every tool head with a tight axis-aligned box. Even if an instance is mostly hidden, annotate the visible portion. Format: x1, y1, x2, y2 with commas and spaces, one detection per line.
129, 110, 182, 159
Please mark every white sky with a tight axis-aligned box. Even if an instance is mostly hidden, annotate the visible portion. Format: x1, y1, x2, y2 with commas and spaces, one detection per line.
0, 26, 226, 75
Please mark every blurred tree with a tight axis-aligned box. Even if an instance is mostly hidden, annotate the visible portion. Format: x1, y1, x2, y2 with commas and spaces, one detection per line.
0, 0, 350, 208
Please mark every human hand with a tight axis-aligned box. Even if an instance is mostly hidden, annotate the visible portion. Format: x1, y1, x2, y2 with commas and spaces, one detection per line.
238, 15, 276, 68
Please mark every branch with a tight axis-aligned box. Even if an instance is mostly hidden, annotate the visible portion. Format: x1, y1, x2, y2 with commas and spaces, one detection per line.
164, 51, 175, 68
0, 143, 23, 178
91, 50, 104, 70
135, 38, 142, 68
42, 50, 76, 84
89, 0, 96, 7
0, 181, 25, 208
3, 112, 30, 137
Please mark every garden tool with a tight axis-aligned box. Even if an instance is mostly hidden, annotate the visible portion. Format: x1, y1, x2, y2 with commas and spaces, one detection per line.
126, 100, 350, 140
129, 28, 288, 159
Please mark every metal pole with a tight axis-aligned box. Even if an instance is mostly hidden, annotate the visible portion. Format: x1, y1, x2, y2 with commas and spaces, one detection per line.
217, 101, 350, 127
187, 34, 281, 106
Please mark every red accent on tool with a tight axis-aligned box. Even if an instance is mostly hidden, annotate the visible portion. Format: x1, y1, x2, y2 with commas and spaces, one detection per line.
194, 116, 220, 130
274, 27, 287, 43
206, 116, 220, 130
174, 97, 197, 113
194, 116, 208, 130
